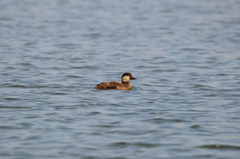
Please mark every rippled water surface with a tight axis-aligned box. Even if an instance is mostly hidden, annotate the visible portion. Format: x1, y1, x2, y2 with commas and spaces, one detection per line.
1, 0, 240, 158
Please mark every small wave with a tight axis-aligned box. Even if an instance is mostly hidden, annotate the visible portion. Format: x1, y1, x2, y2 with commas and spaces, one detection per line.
200, 144, 240, 150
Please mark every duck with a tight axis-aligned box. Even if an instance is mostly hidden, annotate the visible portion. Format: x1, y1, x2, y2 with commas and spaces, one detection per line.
94, 73, 136, 90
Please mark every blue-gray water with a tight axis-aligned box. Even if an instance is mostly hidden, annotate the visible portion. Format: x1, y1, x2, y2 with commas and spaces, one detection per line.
1, 0, 240, 158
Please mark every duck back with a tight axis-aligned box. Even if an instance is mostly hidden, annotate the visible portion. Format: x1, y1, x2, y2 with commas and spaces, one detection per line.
94, 81, 131, 90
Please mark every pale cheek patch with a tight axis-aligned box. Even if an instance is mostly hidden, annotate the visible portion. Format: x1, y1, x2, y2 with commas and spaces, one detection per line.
122, 76, 130, 82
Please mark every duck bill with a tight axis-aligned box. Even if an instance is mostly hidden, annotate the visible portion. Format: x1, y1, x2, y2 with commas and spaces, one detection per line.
131, 77, 136, 80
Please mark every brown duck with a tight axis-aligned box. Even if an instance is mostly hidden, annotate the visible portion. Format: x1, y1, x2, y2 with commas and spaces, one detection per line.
94, 73, 136, 90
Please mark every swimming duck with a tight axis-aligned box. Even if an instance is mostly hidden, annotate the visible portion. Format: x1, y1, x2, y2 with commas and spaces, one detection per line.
94, 73, 136, 90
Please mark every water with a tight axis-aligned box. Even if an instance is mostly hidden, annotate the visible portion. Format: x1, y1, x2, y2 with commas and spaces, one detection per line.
1, 0, 240, 158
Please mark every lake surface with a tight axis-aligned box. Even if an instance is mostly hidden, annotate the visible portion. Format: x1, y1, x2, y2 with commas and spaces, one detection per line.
1, 0, 240, 158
